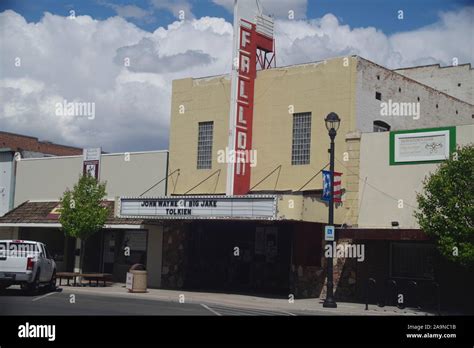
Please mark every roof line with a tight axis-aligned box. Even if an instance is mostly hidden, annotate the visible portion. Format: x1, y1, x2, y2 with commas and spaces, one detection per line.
394, 63, 472, 71
358, 56, 474, 107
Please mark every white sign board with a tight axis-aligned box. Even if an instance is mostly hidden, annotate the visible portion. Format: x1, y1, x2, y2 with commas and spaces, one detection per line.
83, 147, 101, 161
126, 272, 133, 290
119, 195, 277, 220
394, 130, 451, 163
325, 226, 335, 241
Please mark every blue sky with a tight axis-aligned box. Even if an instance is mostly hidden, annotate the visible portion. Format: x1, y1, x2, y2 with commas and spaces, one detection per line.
1, 0, 471, 34
0, 0, 472, 152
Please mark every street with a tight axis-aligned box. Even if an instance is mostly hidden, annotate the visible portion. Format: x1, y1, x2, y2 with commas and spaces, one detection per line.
0, 287, 302, 316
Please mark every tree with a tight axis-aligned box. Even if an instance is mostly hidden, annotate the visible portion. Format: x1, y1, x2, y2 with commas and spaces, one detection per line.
59, 174, 109, 273
415, 144, 474, 267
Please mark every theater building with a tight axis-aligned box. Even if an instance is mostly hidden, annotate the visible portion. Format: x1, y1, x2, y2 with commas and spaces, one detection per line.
132, 49, 472, 301
113, 2, 474, 302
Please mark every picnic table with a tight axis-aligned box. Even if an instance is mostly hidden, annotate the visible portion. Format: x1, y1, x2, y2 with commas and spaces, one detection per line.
57, 272, 112, 287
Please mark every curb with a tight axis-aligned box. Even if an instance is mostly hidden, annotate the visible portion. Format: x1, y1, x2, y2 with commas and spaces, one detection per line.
59, 286, 432, 316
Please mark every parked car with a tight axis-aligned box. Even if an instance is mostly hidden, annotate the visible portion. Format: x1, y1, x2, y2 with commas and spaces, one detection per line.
0, 240, 56, 293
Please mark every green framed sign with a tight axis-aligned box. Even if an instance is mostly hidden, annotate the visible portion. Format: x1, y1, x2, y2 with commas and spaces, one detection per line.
389, 126, 456, 165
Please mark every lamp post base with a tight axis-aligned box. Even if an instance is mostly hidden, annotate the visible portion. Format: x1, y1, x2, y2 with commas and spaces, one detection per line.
323, 298, 338, 308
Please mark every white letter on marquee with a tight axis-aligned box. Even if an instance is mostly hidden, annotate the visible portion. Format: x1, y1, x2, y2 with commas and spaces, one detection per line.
240, 80, 248, 99
241, 55, 250, 74
237, 131, 247, 149
241, 31, 251, 48
238, 105, 247, 124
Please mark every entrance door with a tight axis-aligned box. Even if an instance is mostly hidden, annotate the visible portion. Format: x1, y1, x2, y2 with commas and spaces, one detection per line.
102, 230, 148, 282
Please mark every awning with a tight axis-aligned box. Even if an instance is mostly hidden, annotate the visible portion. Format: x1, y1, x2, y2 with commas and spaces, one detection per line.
0, 201, 151, 229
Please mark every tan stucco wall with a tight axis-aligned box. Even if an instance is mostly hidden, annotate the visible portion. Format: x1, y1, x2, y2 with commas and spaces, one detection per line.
358, 124, 474, 228
275, 194, 352, 224
169, 56, 358, 195
14, 151, 168, 206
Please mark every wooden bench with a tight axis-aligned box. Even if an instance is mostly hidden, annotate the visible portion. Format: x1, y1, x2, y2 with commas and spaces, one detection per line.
56, 272, 113, 287
81, 273, 113, 287
57, 272, 80, 286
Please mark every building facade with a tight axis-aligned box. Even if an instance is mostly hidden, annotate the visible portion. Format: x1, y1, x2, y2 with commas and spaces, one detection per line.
152, 55, 474, 304
0, 150, 168, 287
0, 131, 82, 216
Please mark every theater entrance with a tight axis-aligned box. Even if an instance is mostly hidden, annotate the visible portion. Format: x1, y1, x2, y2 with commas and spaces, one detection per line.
184, 221, 292, 295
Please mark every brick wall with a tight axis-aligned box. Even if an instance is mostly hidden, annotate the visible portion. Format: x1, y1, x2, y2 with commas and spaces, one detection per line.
0, 131, 82, 156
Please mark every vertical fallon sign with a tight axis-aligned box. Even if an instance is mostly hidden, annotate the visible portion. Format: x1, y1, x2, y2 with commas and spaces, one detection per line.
83, 147, 101, 180
226, 0, 274, 195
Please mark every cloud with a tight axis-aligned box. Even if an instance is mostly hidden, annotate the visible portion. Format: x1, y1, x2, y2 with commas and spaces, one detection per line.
213, 0, 307, 19
274, 8, 474, 69
103, 3, 152, 20
0, 7, 472, 152
114, 38, 215, 73
150, 0, 195, 19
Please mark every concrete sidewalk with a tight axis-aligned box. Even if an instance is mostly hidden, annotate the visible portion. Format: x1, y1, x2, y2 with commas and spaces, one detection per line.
59, 283, 438, 316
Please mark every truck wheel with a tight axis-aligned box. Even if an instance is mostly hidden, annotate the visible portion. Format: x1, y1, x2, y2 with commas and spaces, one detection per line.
49, 271, 57, 291
26, 270, 41, 294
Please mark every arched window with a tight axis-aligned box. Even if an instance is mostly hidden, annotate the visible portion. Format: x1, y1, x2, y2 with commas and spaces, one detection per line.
373, 120, 391, 132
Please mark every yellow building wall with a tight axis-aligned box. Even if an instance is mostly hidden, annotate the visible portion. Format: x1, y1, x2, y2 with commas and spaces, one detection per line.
169, 57, 358, 201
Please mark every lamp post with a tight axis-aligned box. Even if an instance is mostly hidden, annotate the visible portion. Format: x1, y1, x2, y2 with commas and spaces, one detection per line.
323, 112, 340, 308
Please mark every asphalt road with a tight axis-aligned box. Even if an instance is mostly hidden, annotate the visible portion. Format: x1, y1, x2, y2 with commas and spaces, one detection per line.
0, 286, 300, 316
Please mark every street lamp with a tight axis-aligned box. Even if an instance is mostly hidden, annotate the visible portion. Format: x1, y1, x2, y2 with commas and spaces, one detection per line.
323, 112, 340, 308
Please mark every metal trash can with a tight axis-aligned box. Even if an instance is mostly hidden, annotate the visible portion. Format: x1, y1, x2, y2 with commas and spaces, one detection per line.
126, 264, 147, 293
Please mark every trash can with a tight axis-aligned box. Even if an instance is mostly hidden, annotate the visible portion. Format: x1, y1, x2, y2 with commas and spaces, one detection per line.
126, 264, 147, 293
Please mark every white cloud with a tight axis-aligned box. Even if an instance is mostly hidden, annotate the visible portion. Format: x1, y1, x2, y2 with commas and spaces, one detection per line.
274, 8, 473, 69
213, 0, 307, 19
0, 7, 472, 152
150, 0, 195, 19
104, 3, 152, 20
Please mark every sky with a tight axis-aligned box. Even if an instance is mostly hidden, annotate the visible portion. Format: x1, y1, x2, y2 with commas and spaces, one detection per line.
0, 0, 473, 152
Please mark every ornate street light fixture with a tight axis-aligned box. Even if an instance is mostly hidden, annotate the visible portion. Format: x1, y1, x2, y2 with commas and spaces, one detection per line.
323, 112, 340, 308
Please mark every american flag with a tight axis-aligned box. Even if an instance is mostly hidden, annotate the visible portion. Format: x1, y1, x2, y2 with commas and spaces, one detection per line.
322, 170, 343, 203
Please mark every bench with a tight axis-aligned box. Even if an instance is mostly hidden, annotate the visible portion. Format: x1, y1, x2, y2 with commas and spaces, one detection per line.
81, 273, 113, 287
56, 272, 80, 286
56, 272, 113, 287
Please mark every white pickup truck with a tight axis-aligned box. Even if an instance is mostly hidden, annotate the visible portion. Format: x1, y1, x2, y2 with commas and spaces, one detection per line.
0, 240, 57, 293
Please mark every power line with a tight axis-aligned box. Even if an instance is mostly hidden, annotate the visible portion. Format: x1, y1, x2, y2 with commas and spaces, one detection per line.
335, 157, 418, 209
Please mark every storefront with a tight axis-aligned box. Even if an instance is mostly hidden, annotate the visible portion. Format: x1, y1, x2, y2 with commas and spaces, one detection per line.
0, 200, 164, 286
117, 195, 326, 296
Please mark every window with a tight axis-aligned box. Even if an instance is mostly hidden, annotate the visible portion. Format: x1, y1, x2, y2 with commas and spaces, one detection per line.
375, 92, 382, 100
390, 243, 435, 280
398, 87, 402, 93
292, 112, 312, 165
197, 121, 214, 169
373, 120, 391, 132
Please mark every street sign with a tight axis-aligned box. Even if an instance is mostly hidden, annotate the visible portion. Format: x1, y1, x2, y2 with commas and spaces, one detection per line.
325, 225, 335, 241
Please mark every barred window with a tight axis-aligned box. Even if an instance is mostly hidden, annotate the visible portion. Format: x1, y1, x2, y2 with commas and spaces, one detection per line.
292, 112, 312, 165
390, 243, 435, 280
197, 121, 213, 169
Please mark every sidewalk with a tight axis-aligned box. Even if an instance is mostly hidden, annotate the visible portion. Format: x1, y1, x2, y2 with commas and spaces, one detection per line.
59, 283, 439, 316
